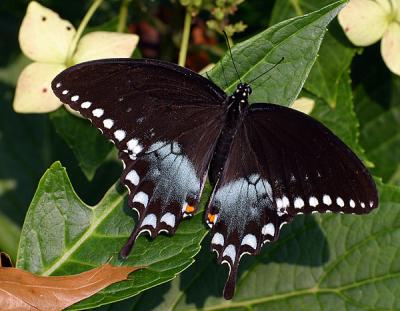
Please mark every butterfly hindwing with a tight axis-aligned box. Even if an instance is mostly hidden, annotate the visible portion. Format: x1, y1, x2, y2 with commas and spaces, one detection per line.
206, 103, 378, 299
51, 59, 227, 256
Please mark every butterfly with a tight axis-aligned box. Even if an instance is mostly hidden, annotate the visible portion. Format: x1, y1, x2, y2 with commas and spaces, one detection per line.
51, 57, 378, 299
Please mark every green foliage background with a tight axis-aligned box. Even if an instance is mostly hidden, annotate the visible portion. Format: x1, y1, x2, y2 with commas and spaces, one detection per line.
0, 0, 399, 310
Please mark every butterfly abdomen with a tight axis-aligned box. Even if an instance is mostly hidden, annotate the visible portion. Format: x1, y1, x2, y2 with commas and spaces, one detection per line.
209, 98, 246, 185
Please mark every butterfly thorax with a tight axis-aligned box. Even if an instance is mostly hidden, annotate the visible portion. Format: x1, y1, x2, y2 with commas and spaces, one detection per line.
209, 83, 252, 185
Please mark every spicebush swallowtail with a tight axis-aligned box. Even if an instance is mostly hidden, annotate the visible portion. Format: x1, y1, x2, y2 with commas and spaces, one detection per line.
52, 58, 378, 299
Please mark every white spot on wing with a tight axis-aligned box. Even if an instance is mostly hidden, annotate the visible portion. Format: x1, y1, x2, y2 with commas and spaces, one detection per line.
132, 191, 148, 207
114, 130, 126, 141
56, 83, 61, 88
211, 233, 224, 246
350, 199, 355, 208
282, 196, 289, 208
160, 212, 175, 227
71, 95, 79, 102
336, 197, 344, 207
361, 202, 365, 208
92, 108, 104, 117
103, 119, 114, 129
294, 197, 304, 209
323, 195, 332, 206
241, 234, 257, 249
62, 90, 69, 95
126, 170, 139, 185
309, 196, 318, 207
141, 214, 156, 228
276, 198, 283, 209
81, 101, 92, 109
222, 244, 236, 262
262, 223, 275, 236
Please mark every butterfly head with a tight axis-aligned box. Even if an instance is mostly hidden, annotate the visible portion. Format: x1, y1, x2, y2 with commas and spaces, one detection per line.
231, 83, 252, 108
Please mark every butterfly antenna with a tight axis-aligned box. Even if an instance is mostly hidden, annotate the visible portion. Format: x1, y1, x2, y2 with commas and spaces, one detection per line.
220, 61, 229, 89
248, 57, 285, 84
223, 30, 242, 83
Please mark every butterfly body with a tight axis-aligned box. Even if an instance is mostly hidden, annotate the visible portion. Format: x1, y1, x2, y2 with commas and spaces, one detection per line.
209, 83, 251, 185
52, 58, 378, 300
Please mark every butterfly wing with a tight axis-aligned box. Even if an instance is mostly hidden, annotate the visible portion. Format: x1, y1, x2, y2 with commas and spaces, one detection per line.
206, 103, 378, 299
51, 58, 227, 257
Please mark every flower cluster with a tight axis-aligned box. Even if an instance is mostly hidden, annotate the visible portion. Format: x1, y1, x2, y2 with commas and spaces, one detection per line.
13, 1, 139, 113
338, 0, 400, 75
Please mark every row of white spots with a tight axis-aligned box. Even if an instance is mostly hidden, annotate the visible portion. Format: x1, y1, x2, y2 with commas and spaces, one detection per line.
59, 89, 124, 139
276, 194, 374, 210
139, 212, 176, 230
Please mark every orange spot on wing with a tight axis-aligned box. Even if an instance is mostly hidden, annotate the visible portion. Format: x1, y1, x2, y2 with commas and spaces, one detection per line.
208, 213, 215, 223
185, 205, 195, 213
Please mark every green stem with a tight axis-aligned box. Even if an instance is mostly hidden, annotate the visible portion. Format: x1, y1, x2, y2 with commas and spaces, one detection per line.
290, 0, 304, 16
178, 10, 192, 67
117, 0, 132, 33
66, 0, 103, 66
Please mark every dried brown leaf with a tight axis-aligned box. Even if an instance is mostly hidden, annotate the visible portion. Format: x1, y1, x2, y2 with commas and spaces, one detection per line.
0, 264, 140, 311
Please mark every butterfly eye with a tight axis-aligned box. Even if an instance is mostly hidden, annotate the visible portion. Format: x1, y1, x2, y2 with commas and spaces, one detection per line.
247, 86, 252, 95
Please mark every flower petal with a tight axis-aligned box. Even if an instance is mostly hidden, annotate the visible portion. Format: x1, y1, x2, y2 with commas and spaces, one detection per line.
381, 22, 400, 75
291, 97, 315, 115
73, 31, 139, 63
19, 1, 75, 63
13, 63, 66, 113
338, 0, 390, 46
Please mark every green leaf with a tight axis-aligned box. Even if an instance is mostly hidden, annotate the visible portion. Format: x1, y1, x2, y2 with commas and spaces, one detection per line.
269, 0, 367, 162
16, 162, 208, 309
309, 71, 368, 164
118, 180, 399, 310
0, 212, 21, 260
270, 1, 357, 109
0, 83, 53, 225
208, 0, 347, 106
49, 108, 113, 180
353, 51, 400, 185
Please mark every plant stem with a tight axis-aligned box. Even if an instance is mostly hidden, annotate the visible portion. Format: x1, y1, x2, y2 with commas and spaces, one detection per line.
178, 10, 192, 67
290, 0, 303, 16
117, 0, 132, 33
66, 0, 103, 66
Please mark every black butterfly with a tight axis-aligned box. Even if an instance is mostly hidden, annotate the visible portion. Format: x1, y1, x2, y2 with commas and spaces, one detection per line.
51, 58, 378, 299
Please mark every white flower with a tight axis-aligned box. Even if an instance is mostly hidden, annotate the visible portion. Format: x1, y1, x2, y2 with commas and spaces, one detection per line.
292, 97, 315, 114
338, 0, 400, 75
13, 1, 139, 113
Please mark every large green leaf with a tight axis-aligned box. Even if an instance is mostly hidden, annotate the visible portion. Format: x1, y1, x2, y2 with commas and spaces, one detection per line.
16, 162, 208, 309
110, 180, 400, 311
208, 0, 346, 106
270, 0, 358, 109
269, 0, 366, 162
50, 108, 113, 180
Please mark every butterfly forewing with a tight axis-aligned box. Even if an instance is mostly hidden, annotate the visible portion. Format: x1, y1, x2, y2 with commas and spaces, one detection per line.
51, 59, 227, 256
206, 103, 378, 299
